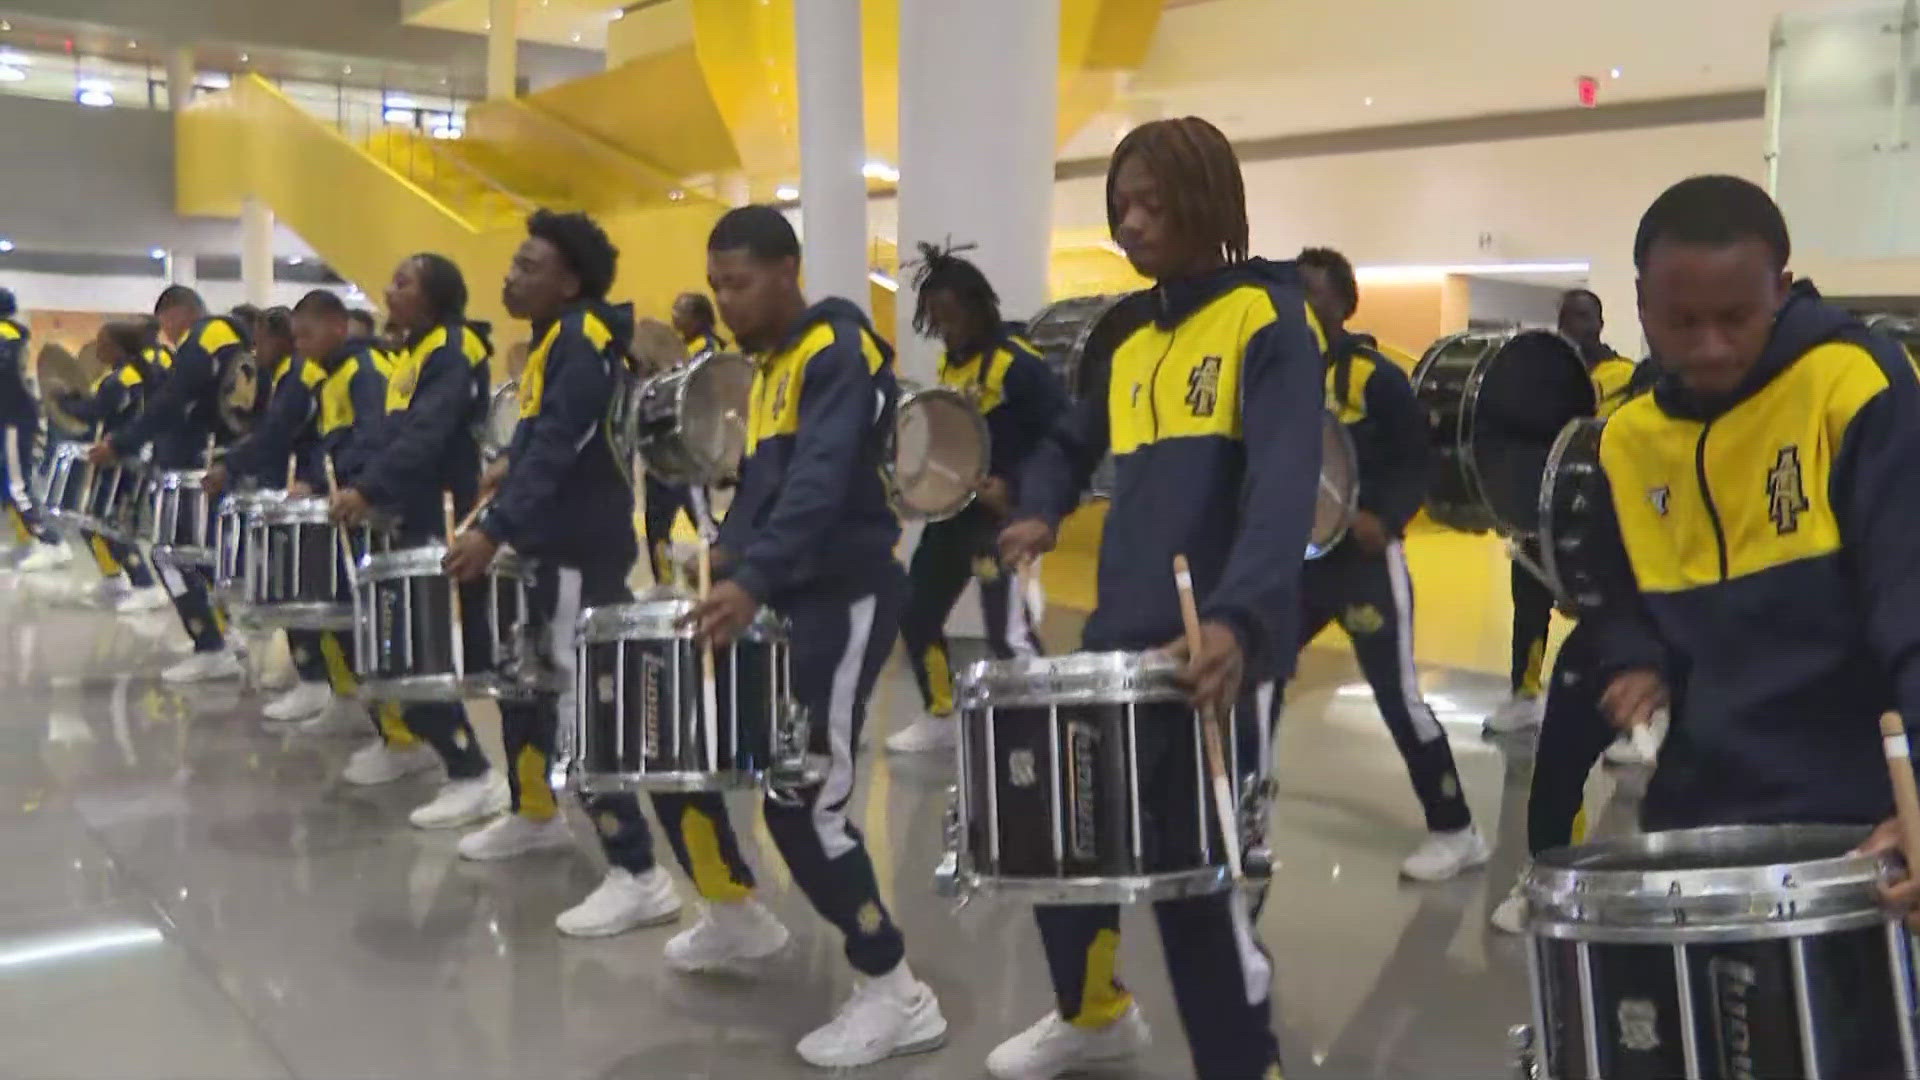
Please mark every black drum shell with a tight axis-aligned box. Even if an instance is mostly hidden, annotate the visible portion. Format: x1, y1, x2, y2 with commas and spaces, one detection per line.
575, 633, 790, 786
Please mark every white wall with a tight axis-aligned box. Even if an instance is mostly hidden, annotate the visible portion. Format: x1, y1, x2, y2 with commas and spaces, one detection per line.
3, 271, 358, 318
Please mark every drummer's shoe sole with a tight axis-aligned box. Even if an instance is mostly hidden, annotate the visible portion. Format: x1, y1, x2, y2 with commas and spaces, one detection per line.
457, 812, 572, 861
796, 962, 948, 1069
15, 543, 73, 574
665, 898, 790, 973
885, 714, 959, 754
262, 682, 332, 723
1482, 695, 1543, 734
162, 651, 245, 684
986, 1005, 1151, 1080
113, 586, 170, 613
1401, 825, 1492, 882
342, 740, 440, 786
557, 867, 683, 937
408, 772, 510, 830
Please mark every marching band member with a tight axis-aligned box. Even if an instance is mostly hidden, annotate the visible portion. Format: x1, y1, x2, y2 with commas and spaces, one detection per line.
57, 321, 167, 612
1295, 245, 1486, 881
329, 254, 506, 830
643, 291, 725, 586
89, 286, 246, 683
1576, 177, 1920, 924
671, 290, 725, 357
0, 288, 71, 574
657, 205, 948, 1069
886, 243, 1065, 754
995, 116, 1325, 1080
444, 210, 685, 938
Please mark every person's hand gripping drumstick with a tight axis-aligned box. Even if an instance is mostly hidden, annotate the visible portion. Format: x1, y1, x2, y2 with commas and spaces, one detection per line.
1600, 667, 1670, 761
1856, 712, 1920, 930
1170, 554, 1244, 882
442, 493, 500, 584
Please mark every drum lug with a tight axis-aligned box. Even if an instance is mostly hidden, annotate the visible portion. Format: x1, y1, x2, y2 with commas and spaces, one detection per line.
933, 785, 968, 905
1509, 1024, 1538, 1080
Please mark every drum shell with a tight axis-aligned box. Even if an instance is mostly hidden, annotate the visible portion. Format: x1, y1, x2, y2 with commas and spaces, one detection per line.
573, 601, 796, 792
250, 497, 382, 630
889, 382, 990, 522
36, 442, 142, 540
212, 491, 283, 610
352, 545, 529, 701
636, 353, 752, 487
1539, 418, 1608, 611
139, 470, 215, 564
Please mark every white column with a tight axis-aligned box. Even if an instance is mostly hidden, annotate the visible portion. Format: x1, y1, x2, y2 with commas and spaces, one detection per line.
487, 0, 518, 101
166, 48, 194, 113
896, 0, 1059, 383
241, 198, 275, 307
794, 0, 871, 314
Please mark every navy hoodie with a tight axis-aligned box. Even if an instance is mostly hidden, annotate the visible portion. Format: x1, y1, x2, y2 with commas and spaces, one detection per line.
938, 324, 1068, 494
353, 319, 492, 540
224, 354, 327, 490
1322, 331, 1428, 542
1017, 260, 1328, 682
719, 298, 900, 605
111, 315, 250, 469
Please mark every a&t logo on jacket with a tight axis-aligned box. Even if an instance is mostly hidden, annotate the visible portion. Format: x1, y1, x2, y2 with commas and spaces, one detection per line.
1767, 445, 1809, 535
1185, 355, 1222, 417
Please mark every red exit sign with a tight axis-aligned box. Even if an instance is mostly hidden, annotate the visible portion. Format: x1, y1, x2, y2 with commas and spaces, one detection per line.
1577, 75, 1599, 108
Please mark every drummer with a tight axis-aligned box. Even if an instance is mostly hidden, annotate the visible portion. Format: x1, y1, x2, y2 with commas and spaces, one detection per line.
0, 288, 73, 575
88, 286, 248, 684
444, 209, 685, 938
643, 291, 726, 586
661, 205, 947, 1069
886, 241, 1065, 754
56, 321, 169, 613
328, 255, 506, 831
1580, 176, 1920, 905
996, 115, 1325, 1080
1295, 246, 1486, 882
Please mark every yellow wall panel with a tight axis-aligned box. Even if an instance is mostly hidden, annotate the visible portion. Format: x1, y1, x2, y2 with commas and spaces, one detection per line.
529, 46, 741, 179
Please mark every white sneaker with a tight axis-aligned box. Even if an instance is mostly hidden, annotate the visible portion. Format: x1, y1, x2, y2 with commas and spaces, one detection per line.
557, 867, 683, 937
1490, 871, 1530, 935
1484, 694, 1543, 734
408, 772, 509, 830
986, 1005, 1152, 1080
456, 812, 573, 861
1400, 825, 1492, 882
292, 697, 371, 737
885, 714, 958, 754
114, 585, 170, 613
71, 578, 131, 609
263, 681, 332, 722
664, 898, 791, 973
162, 651, 244, 684
17, 543, 72, 573
796, 962, 948, 1068
1603, 735, 1650, 767
341, 739, 439, 786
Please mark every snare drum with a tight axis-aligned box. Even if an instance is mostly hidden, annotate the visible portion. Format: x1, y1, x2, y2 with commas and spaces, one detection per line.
138, 469, 216, 566
1519, 825, 1918, 1080
1412, 329, 1595, 536
249, 496, 386, 630
34, 440, 143, 540
352, 545, 531, 702
483, 380, 519, 462
937, 652, 1268, 905
890, 382, 990, 522
637, 351, 753, 486
212, 489, 284, 610
572, 598, 810, 793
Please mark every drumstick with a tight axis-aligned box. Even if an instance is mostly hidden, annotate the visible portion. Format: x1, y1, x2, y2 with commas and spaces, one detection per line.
285, 454, 296, 491
1632, 706, 1669, 763
1172, 554, 1244, 882
443, 491, 466, 679
205, 433, 216, 469
697, 539, 720, 773
1880, 712, 1920, 874
455, 494, 493, 534
323, 456, 359, 592
82, 422, 100, 511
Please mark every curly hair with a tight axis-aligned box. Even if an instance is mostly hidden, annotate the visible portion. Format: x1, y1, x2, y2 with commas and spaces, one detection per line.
528, 208, 619, 301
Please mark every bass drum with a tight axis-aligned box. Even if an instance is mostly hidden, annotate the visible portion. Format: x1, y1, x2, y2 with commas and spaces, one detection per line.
1023, 293, 1154, 498
890, 382, 990, 521
1412, 328, 1595, 536
1538, 417, 1609, 613
35, 343, 93, 440
1311, 411, 1359, 559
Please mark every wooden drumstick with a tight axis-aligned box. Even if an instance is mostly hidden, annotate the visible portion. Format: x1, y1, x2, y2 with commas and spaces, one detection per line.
455, 494, 493, 534
1880, 712, 1920, 875
285, 454, 296, 491
443, 491, 466, 679
1172, 554, 1244, 882
205, 432, 217, 468
697, 539, 720, 773
323, 456, 358, 591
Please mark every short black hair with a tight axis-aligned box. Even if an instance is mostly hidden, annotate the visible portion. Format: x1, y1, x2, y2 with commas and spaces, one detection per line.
258, 305, 293, 343
1297, 247, 1359, 322
909, 240, 1000, 339
408, 253, 468, 322
101, 320, 146, 361
294, 289, 347, 318
0, 288, 15, 319
1633, 175, 1791, 273
1560, 288, 1603, 317
675, 292, 716, 327
707, 205, 800, 262
229, 303, 262, 328
347, 310, 377, 336
154, 285, 204, 317
527, 209, 619, 302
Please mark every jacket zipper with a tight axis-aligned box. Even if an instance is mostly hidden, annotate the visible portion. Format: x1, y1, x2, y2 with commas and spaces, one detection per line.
1694, 420, 1729, 581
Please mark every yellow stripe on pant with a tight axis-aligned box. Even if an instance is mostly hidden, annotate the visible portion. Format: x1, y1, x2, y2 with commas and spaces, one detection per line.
514, 744, 557, 821
678, 804, 752, 902
89, 534, 123, 577
1072, 928, 1134, 1028
6, 505, 31, 545
1521, 638, 1546, 698
922, 642, 954, 717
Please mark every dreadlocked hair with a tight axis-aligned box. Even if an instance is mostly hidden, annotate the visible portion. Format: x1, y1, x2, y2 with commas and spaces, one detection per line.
908, 240, 1000, 339
1107, 116, 1249, 267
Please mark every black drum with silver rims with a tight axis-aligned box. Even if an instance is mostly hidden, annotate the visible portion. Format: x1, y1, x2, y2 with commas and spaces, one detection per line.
571, 595, 813, 793
212, 488, 284, 611
936, 652, 1271, 905
352, 544, 532, 702
636, 350, 753, 486
1311, 409, 1359, 558
249, 496, 391, 630
889, 381, 990, 521
138, 469, 217, 566
1537, 417, 1610, 613
1514, 824, 1918, 1080
1412, 329, 1595, 536
34, 439, 142, 540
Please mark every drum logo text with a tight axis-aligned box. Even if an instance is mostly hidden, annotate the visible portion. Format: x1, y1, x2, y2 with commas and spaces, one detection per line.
1185, 356, 1222, 417
1066, 721, 1099, 862
1616, 998, 1660, 1053
1710, 957, 1759, 1080
1007, 749, 1037, 788
640, 653, 663, 755
1767, 445, 1808, 535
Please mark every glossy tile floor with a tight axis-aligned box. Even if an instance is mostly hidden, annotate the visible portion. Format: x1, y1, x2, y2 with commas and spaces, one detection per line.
0, 561, 1645, 1080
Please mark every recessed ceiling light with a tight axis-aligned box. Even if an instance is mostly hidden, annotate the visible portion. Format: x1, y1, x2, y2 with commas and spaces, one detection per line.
483, 20, 492, 30
572, 32, 582, 42
77, 88, 113, 107
239, 53, 249, 63
775, 185, 799, 201
0, 240, 15, 253
1, 21, 12, 32
288, 256, 304, 265
342, 64, 352, 74
611, 7, 625, 19
149, 248, 167, 260
1610, 67, 1622, 79
127, 40, 138, 48
0, 66, 23, 83
1363, 96, 1374, 106
0, 51, 27, 66
197, 73, 230, 89
861, 160, 899, 183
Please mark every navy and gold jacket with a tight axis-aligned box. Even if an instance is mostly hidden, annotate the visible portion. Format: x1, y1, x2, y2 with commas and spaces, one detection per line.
1017, 259, 1328, 681
939, 326, 1067, 493
1590, 282, 1920, 827
480, 301, 637, 574
1322, 331, 1427, 542
225, 353, 327, 490
310, 337, 391, 487
60, 355, 156, 435
686, 330, 725, 357
0, 318, 31, 426
719, 298, 899, 605
354, 319, 492, 539
110, 315, 249, 468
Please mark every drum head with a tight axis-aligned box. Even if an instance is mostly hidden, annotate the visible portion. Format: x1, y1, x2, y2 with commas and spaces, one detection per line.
1538, 417, 1606, 611
631, 318, 690, 377
1024, 293, 1153, 401
1310, 411, 1359, 558
35, 343, 91, 439
894, 386, 990, 521
217, 349, 266, 436
678, 352, 753, 482
485, 380, 520, 455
